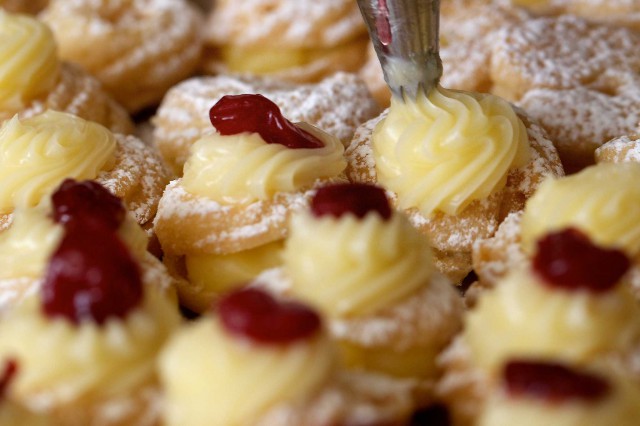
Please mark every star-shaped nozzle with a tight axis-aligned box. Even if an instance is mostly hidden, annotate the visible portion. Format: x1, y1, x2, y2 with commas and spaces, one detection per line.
357, 0, 443, 101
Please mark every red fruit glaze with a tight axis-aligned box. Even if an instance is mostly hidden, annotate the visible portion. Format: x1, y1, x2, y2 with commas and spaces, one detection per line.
218, 287, 321, 344
0, 359, 18, 402
209, 94, 324, 149
311, 183, 392, 220
532, 228, 630, 293
52, 179, 125, 231
41, 221, 143, 326
504, 360, 610, 403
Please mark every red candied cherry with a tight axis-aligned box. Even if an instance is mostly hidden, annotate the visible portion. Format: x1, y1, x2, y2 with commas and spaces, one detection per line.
504, 359, 610, 403
0, 359, 18, 402
532, 228, 630, 293
209, 94, 324, 149
41, 221, 143, 325
311, 183, 392, 220
217, 287, 321, 344
51, 179, 125, 231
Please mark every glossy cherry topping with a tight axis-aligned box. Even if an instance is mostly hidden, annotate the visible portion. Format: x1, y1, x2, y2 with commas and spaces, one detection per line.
218, 287, 322, 344
311, 183, 392, 220
504, 360, 610, 403
209, 94, 324, 149
532, 228, 630, 293
41, 221, 143, 326
52, 179, 125, 231
0, 359, 18, 402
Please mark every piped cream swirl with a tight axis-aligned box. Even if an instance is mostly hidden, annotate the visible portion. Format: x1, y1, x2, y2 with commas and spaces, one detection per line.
521, 162, 640, 256
285, 211, 435, 317
373, 86, 530, 216
0, 10, 60, 111
181, 123, 346, 204
0, 111, 117, 214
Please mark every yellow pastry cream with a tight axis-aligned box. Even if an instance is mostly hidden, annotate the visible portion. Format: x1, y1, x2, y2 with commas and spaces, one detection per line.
285, 205, 434, 317
159, 288, 335, 426
0, 111, 116, 214
520, 162, 640, 256
181, 122, 346, 205
464, 266, 640, 375
183, 239, 284, 312
372, 85, 530, 217
479, 362, 640, 426
0, 10, 60, 112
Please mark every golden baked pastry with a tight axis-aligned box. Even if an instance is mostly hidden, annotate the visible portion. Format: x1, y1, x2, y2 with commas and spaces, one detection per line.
0, 0, 47, 14
490, 15, 640, 171
154, 94, 347, 311
152, 72, 379, 176
439, 228, 640, 425
201, 0, 369, 83
0, 179, 177, 313
473, 161, 640, 292
40, 0, 205, 113
274, 183, 463, 394
346, 86, 563, 282
0, 208, 180, 425
0, 10, 133, 134
0, 111, 169, 232
359, 0, 530, 108
159, 287, 417, 426
508, 0, 640, 30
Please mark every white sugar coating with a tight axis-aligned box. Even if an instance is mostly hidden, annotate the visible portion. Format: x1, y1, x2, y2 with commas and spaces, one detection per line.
596, 135, 640, 163
41, 0, 204, 111
97, 134, 168, 226
519, 85, 640, 159
205, 0, 366, 47
154, 179, 327, 254
491, 15, 640, 94
330, 273, 461, 350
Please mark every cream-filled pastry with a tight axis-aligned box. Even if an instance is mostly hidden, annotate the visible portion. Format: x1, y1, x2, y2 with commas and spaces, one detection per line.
152, 72, 379, 175
40, 0, 204, 114
270, 183, 463, 402
201, 0, 369, 83
473, 161, 640, 291
0, 179, 177, 312
438, 228, 640, 426
159, 286, 417, 426
0, 205, 180, 425
0, 10, 133, 134
0, 111, 169, 231
346, 85, 563, 282
490, 15, 640, 172
154, 94, 347, 312
478, 360, 640, 426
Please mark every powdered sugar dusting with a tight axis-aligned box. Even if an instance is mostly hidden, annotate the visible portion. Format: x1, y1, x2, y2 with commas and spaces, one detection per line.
205, 0, 366, 47
97, 134, 169, 226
